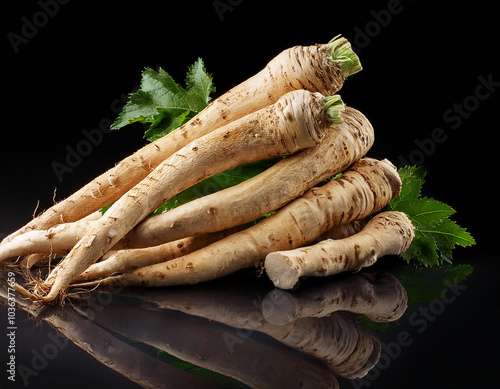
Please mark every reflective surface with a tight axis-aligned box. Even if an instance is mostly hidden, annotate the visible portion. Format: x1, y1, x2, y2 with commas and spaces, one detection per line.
1, 256, 497, 388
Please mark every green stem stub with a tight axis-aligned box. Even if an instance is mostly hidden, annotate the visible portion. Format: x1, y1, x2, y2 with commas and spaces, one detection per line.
329, 35, 363, 77
324, 95, 345, 125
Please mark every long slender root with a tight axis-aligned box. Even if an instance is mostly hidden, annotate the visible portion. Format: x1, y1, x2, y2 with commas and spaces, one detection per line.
75, 228, 242, 282
0, 221, 94, 263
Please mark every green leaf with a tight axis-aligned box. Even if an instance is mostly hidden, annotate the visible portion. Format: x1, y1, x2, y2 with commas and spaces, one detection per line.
111, 58, 215, 142
387, 165, 426, 209
388, 166, 475, 266
426, 218, 476, 264
185, 58, 217, 106
144, 108, 193, 142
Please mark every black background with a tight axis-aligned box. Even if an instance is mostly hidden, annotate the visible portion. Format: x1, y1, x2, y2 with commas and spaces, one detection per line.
0, 1, 498, 388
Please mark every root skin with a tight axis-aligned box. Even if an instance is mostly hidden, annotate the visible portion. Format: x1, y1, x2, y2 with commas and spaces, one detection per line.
320, 220, 367, 241
265, 211, 415, 289
89, 157, 401, 289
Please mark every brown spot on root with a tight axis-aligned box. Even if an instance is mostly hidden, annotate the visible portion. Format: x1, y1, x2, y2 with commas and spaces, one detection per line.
189, 117, 201, 126
354, 243, 361, 260
120, 236, 132, 249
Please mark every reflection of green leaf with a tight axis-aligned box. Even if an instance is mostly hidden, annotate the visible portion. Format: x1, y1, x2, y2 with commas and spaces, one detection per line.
358, 315, 389, 332
359, 263, 474, 331
156, 350, 248, 388
393, 263, 474, 305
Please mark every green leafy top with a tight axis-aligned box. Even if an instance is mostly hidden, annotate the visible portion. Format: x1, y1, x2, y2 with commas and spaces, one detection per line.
387, 166, 475, 267
111, 58, 215, 142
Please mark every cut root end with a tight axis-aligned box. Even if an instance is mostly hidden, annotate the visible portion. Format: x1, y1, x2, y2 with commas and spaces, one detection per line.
324, 95, 345, 125
328, 35, 362, 77
264, 253, 301, 290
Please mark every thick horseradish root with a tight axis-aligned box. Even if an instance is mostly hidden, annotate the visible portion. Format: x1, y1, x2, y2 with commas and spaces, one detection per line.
265, 211, 415, 289
120, 105, 373, 248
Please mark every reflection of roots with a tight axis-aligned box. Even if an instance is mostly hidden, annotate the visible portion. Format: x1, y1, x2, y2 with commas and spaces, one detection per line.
284, 312, 381, 379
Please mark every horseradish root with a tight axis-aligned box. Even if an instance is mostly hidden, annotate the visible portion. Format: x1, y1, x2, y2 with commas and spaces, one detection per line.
75, 228, 241, 281
265, 211, 415, 289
